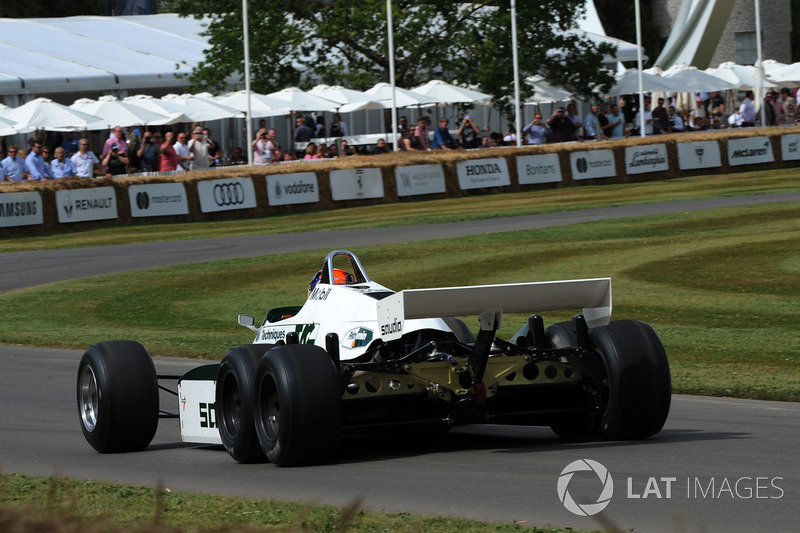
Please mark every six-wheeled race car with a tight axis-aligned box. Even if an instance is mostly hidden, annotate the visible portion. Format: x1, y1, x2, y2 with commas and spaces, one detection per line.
77, 249, 671, 466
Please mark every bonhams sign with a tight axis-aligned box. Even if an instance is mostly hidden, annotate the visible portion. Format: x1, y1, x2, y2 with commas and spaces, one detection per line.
516, 154, 562, 185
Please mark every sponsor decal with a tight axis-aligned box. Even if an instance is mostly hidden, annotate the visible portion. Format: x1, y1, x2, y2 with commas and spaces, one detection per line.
260, 323, 318, 344
56, 187, 117, 223
129, 183, 189, 217
0, 191, 43, 228
456, 158, 511, 189
570, 150, 616, 180
198, 177, 257, 213
341, 327, 374, 349
625, 144, 669, 174
380, 317, 403, 336
677, 141, 722, 170
214, 182, 246, 206
780, 133, 800, 161
330, 168, 384, 201
516, 154, 562, 185
395, 164, 446, 196
309, 286, 332, 301
727, 137, 774, 166
267, 172, 319, 206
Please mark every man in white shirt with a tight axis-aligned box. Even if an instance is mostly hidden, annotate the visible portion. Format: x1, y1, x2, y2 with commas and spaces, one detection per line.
174, 132, 191, 172
739, 91, 756, 127
188, 127, 211, 171
70, 138, 103, 178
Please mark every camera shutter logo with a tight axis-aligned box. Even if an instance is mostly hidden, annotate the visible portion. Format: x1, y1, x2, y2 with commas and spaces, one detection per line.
213, 182, 245, 206
557, 459, 614, 516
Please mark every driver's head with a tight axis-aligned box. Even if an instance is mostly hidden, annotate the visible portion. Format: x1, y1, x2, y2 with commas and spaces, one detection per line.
307, 268, 352, 297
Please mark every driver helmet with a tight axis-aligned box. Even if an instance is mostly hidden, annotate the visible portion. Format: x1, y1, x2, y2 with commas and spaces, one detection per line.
307, 268, 352, 297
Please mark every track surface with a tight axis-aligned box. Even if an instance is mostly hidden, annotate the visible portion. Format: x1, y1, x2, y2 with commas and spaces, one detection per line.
2, 192, 799, 532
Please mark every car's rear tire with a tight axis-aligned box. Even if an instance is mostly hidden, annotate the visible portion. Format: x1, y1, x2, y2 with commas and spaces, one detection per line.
77, 341, 159, 453
253, 345, 342, 466
216, 344, 274, 463
591, 320, 671, 440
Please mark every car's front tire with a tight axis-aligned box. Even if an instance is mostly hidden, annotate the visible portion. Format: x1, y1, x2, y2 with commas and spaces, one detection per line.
253, 344, 342, 466
77, 341, 159, 453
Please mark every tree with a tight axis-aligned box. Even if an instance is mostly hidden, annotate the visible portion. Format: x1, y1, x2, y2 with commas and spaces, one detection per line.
173, 0, 616, 121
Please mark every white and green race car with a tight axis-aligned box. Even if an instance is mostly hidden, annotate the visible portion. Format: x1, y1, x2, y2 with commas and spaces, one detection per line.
77, 249, 671, 466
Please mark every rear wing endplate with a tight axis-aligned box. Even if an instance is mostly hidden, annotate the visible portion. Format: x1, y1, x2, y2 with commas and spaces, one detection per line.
376, 278, 612, 341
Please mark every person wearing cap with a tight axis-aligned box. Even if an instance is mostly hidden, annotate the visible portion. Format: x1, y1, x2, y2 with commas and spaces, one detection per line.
102, 142, 128, 177
101, 126, 129, 158
188, 127, 211, 171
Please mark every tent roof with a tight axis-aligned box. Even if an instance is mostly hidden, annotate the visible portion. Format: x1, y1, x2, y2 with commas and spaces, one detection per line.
0, 14, 212, 96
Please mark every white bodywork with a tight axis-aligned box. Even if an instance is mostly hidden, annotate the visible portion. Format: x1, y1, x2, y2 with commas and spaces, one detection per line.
246, 251, 612, 361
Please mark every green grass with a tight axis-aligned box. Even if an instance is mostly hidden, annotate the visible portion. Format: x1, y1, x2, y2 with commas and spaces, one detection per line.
1, 167, 799, 253
2, 201, 799, 400
0, 473, 586, 533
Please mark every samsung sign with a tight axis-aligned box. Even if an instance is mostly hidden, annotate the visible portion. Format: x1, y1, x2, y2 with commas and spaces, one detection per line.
516, 154, 562, 185
570, 149, 616, 180
395, 164, 446, 196
128, 183, 189, 218
330, 168, 384, 201
456, 158, 511, 190
198, 177, 257, 213
625, 144, 669, 175
56, 187, 117, 223
267, 172, 319, 206
677, 141, 722, 170
727, 137, 774, 166
0, 191, 43, 228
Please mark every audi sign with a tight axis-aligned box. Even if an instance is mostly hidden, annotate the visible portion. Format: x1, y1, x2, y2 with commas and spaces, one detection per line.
197, 177, 257, 213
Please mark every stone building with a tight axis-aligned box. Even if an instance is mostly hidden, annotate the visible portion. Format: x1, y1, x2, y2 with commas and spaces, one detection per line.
650, 0, 791, 67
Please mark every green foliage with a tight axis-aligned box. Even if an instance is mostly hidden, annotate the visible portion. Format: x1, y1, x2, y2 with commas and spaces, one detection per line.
171, 0, 616, 119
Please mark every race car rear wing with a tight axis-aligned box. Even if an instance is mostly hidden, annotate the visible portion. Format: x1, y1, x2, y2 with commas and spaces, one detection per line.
376, 278, 612, 341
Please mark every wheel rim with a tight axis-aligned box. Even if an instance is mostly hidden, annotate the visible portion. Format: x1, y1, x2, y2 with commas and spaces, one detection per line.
262, 375, 280, 441
220, 370, 241, 437
79, 365, 99, 432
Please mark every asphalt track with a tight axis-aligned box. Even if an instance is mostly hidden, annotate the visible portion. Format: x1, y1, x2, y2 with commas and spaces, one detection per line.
1, 192, 799, 532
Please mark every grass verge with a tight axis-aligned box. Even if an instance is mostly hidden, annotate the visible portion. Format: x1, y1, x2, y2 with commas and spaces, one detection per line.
0, 472, 586, 533
1, 201, 799, 401
1, 168, 798, 253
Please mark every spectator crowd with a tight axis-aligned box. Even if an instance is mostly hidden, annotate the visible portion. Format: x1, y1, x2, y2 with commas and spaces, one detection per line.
3, 88, 797, 182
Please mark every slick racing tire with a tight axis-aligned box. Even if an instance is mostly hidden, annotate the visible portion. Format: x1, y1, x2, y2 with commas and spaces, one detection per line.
77, 341, 159, 453
253, 344, 342, 466
216, 344, 274, 463
591, 320, 672, 440
545, 321, 596, 438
